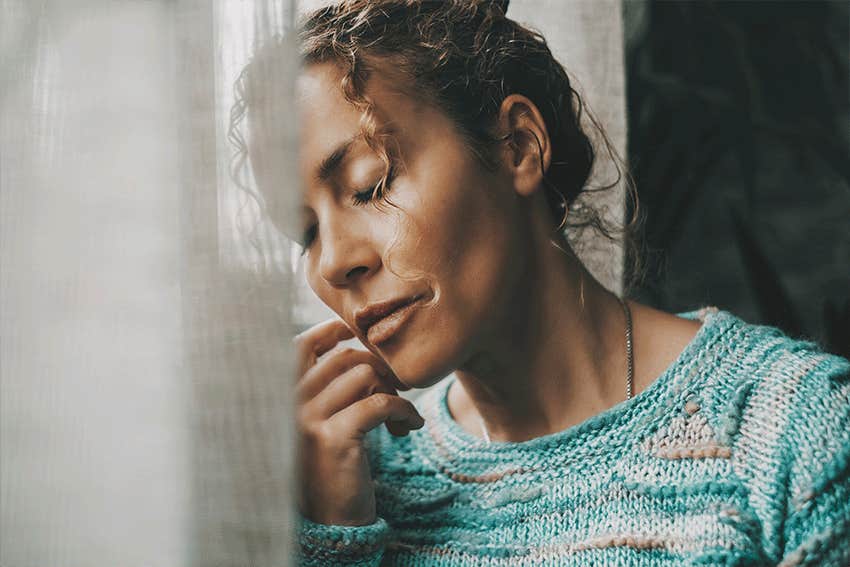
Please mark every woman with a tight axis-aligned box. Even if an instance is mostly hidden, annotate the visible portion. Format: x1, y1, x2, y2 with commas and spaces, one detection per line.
235, 1, 850, 565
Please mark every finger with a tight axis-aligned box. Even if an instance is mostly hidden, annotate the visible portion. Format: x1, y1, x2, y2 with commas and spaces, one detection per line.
299, 341, 410, 395
385, 420, 411, 437
328, 393, 425, 440
304, 363, 395, 420
294, 319, 355, 377
297, 348, 393, 404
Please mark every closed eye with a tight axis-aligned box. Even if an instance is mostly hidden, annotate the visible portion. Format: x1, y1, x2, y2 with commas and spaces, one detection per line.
351, 164, 396, 207
299, 225, 317, 256
300, 164, 397, 256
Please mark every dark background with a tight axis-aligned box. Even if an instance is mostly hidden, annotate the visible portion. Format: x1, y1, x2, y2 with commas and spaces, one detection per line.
623, 0, 849, 358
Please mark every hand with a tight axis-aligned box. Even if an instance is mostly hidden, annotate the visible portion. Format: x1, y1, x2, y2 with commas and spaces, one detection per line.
294, 318, 425, 526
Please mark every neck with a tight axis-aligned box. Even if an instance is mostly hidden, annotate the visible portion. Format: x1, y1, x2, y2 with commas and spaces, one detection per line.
451, 234, 630, 443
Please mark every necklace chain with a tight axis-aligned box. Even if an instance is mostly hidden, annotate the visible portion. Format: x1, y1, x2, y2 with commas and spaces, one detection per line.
477, 295, 634, 444
621, 295, 634, 401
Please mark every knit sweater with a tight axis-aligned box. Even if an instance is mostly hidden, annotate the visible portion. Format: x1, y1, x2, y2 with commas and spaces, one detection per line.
297, 308, 850, 566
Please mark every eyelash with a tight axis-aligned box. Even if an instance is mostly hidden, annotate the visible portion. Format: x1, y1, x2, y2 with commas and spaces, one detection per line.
351, 166, 395, 207
300, 166, 396, 255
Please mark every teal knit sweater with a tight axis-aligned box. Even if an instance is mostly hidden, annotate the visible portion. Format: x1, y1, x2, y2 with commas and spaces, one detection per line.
297, 308, 850, 566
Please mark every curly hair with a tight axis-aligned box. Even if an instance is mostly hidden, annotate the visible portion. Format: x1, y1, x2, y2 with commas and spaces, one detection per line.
231, 0, 643, 288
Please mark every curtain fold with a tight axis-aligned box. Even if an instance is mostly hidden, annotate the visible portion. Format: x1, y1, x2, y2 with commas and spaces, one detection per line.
2, 1, 299, 565
2, 2, 189, 565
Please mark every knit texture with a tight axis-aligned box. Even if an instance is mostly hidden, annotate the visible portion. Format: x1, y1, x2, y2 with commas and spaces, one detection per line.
297, 308, 850, 566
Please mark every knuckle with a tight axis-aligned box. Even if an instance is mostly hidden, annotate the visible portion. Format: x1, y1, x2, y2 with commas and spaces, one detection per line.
296, 405, 313, 429
312, 421, 334, 444
297, 415, 320, 439
350, 363, 376, 379
366, 392, 392, 410
337, 347, 358, 359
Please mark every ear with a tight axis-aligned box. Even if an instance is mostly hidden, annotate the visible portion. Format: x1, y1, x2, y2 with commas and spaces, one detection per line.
497, 94, 551, 198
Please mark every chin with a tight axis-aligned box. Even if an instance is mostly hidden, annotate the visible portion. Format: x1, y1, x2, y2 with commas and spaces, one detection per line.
369, 296, 465, 390
383, 336, 461, 391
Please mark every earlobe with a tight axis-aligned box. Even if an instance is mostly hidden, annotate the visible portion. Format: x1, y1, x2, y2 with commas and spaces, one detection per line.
497, 95, 552, 198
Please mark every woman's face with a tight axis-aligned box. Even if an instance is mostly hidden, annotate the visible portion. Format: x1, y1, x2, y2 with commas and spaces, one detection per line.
256, 63, 526, 387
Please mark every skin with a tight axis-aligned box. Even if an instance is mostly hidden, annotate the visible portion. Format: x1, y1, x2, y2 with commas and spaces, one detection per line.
250, 61, 702, 525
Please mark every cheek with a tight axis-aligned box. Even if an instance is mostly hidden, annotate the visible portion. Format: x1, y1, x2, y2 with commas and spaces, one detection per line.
402, 173, 515, 324
442, 208, 514, 317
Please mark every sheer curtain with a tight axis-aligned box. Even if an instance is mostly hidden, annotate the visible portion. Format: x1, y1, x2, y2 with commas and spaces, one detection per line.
1, 1, 297, 565
1, 1, 626, 565
2, 2, 190, 565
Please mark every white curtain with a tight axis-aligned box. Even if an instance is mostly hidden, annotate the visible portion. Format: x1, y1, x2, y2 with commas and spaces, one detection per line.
2, 2, 190, 565
1, 1, 297, 565
0, 0, 625, 564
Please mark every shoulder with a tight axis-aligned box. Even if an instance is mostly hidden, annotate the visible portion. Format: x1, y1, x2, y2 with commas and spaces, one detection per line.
775, 337, 850, 529
669, 307, 849, 489
705, 308, 848, 412
668, 310, 850, 565
687, 309, 849, 561
640, 307, 847, 458
769, 339, 850, 563
683, 307, 847, 402
751, 326, 850, 508
691, 308, 849, 449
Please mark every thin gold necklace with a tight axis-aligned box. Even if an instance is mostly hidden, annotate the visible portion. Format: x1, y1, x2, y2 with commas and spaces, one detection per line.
477, 296, 634, 444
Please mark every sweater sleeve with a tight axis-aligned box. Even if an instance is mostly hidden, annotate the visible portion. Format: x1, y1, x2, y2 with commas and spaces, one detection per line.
297, 514, 389, 567
778, 356, 850, 566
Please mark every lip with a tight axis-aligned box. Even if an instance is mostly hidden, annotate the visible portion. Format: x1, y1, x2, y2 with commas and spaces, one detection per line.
355, 295, 423, 345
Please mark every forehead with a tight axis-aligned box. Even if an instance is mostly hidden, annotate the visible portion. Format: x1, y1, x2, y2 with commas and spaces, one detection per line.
296, 62, 424, 174
296, 64, 357, 156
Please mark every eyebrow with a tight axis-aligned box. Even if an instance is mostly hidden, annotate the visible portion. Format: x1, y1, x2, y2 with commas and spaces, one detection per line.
316, 134, 359, 182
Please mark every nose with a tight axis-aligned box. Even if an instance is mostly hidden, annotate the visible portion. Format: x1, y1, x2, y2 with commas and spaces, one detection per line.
318, 218, 379, 288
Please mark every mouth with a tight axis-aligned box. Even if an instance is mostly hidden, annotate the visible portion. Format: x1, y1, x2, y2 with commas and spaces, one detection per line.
355, 294, 424, 346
